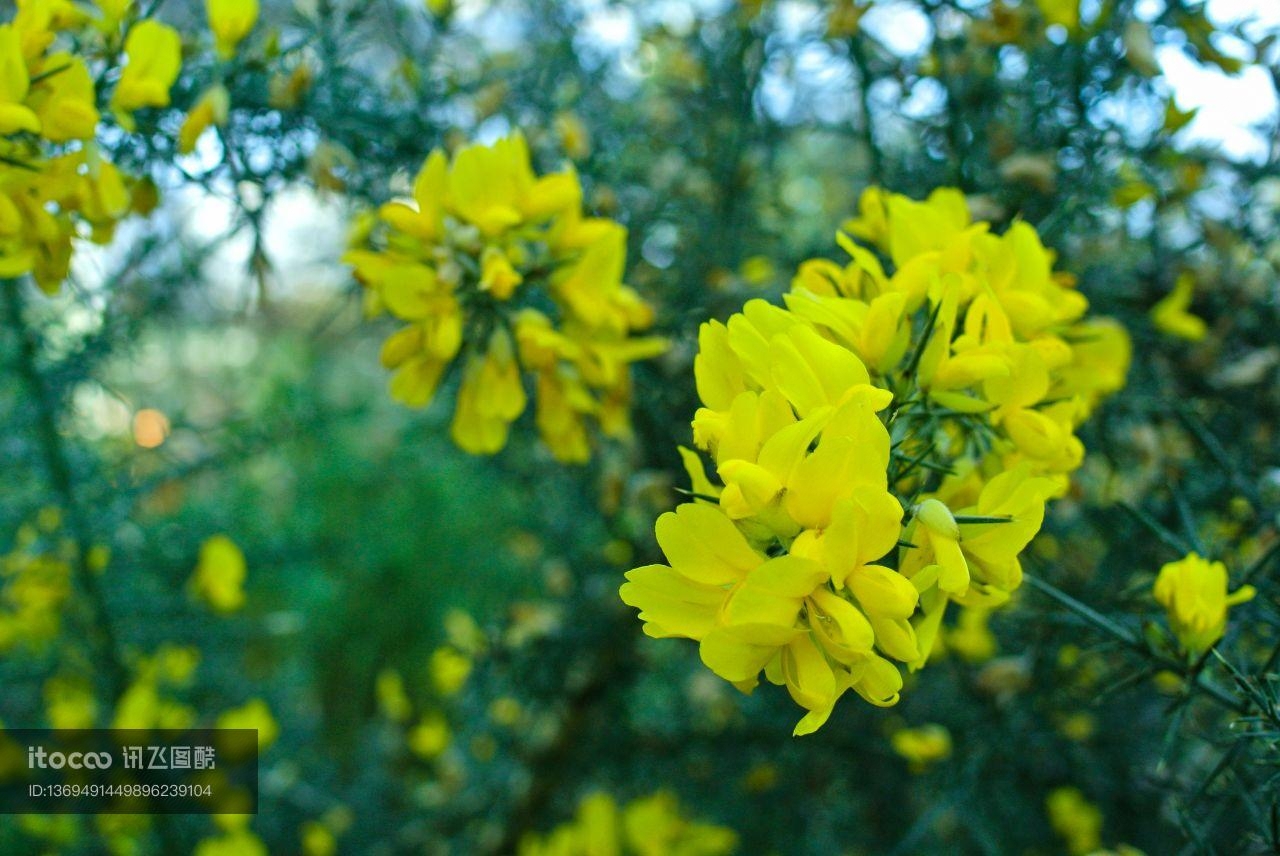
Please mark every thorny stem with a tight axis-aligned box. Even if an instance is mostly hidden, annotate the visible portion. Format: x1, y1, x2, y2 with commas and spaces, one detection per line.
3, 278, 128, 701
1022, 572, 1246, 715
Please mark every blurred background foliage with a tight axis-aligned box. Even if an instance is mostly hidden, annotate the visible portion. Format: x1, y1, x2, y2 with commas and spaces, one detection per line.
1, 0, 1279, 853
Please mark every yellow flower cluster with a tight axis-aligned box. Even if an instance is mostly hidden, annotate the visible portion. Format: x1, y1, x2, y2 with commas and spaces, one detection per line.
346, 133, 667, 462
113, 644, 201, 730
519, 791, 737, 856
1153, 552, 1255, 656
0, 512, 73, 651
622, 187, 1129, 734
0, 2, 180, 293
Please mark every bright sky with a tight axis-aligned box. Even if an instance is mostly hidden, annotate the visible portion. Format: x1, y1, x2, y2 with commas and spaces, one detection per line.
1157, 0, 1279, 161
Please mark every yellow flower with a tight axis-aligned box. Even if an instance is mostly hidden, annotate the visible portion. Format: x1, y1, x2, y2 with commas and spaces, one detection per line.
890, 723, 952, 771
407, 713, 450, 759
349, 132, 665, 461
429, 646, 472, 696
1046, 787, 1103, 856
217, 698, 279, 750
178, 83, 230, 154
946, 607, 998, 663
93, 0, 133, 30
194, 830, 268, 856
1151, 271, 1208, 341
375, 669, 412, 722
207, 0, 259, 59
1035, 0, 1079, 30
0, 25, 39, 134
479, 246, 523, 300
518, 791, 737, 856
111, 19, 181, 121
554, 111, 591, 160
190, 534, 247, 613
1153, 552, 1255, 656
623, 186, 1125, 734
300, 821, 337, 856
44, 675, 98, 729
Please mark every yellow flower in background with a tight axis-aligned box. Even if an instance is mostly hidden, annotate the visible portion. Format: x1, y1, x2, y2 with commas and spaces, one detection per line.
190, 534, 247, 613
44, 675, 98, 729
623, 186, 1128, 733
890, 723, 952, 771
408, 712, 450, 759
1154, 552, 1255, 656
194, 829, 269, 856
376, 668, 413, 722
217, 698, 280, 750
1046, 787, 1103, 855
945, 607, 998, 663
347, 132, 666, 461
429, 646, 472, 696
206, 0, 259, 59
300, 821, 338, 856
1151, 271, 1208, 341
178, 83, 230, 154
111, 19, 181, 120
518, 791, 737, 856
554, 111, 591, 160
1035, 0, 1079, 30
93, 0, 133, 30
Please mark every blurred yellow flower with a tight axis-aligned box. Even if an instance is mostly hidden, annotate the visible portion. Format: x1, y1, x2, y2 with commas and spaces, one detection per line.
376, 668, 413, 723
408, 712, 450, 759
519, 791, 737, 856
178, 84, 230, 154
190, 535, 247, 614
429, 646, 471, 696
1046, 786, 1103, 855
1151, 272, 1208, 342
217, 699, 279, 751
207, 0, 259, 59
110, 20, 181, 121
890, 724, 952, 771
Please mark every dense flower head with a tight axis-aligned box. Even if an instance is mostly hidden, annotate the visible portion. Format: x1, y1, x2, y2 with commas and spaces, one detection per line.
622, 187, 1129, 734
1153, 552, 1254, 656
346, 132, 667, 462
518, 790, 738, 856
0, 5, 178, 293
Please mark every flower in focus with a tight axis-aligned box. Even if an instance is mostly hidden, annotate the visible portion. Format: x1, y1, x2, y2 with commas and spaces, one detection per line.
1153, 552, 1255, 656
346, 133, 667, 461
190, 535, 247, 613
622, 187, 1128, 733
